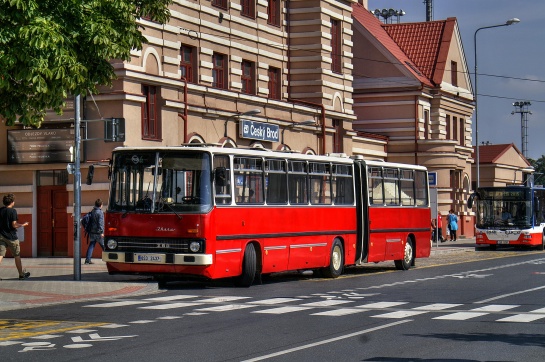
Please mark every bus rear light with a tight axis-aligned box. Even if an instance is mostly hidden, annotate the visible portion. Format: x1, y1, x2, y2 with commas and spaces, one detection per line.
523, 233, 532, 242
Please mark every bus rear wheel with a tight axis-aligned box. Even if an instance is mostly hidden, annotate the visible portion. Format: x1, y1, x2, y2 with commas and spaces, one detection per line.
234, 243, 257, 287
322, 240, 344, 278
395, 238, 414, 270
540, 233, 545, 251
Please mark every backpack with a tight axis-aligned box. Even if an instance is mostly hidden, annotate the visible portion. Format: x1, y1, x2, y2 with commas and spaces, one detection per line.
81, 211, 94, 238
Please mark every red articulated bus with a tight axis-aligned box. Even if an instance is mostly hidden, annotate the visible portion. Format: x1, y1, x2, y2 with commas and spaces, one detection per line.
102, 146, 431, 286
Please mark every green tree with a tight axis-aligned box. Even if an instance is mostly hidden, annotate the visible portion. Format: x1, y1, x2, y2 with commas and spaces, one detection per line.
528, 155, 545, 184
0, 0, 172, 127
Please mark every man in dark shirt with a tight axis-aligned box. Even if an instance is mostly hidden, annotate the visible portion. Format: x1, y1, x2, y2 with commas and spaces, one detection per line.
0, 193, 30, 280
84, 199, 105, 264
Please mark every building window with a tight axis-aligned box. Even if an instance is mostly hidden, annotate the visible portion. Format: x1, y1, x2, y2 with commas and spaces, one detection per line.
453, 116, 458, 142
142, 85, 161, 141
331, 18, 342, 74
212, 0, 227, 10
424, 110, 430, 139
180, 45, 196, 83
459, 118, 464, 146
212, 53, 227, 89
333, 119, 343, 153
446, 115, 451, 139
451, 61, 458, 87
268, 67, 281, 100
241, 61, 255, 95
267, 0, 280, 26
241, 0, 255, 18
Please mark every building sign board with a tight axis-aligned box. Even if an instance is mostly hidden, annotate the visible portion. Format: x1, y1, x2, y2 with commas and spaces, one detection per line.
7, 128, 82, 164
428, 171, 437, 187
239, 120, 279, 142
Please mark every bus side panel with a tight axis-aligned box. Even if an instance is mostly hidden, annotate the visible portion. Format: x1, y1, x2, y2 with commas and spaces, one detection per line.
213, 206, 357, 274
367, 207, 431, 263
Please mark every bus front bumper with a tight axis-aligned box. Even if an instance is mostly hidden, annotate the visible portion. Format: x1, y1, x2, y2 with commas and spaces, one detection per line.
102, 252, 213, 266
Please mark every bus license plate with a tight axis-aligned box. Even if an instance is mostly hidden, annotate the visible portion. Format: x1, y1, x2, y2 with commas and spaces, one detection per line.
497, 241, 510, 244
135, 253, 165, 263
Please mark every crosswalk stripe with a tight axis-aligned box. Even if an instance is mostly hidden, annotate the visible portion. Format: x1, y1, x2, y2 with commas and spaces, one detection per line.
299, 300, 353, 307
497, 314, 545, 322
412, 303, 461, 311
195, 297, 250, 303
139, 302, 203, 310
372, 310, 427, 319
253, 306, 314, 314
144, 295, 200, 302
470, 305, 519, 312
433, 312, 488, 320
85, 301, 150, 308
357, 302, 407, 309
195, 304, 257, 312
311, 308, 367, 316
249, 298, 302, 305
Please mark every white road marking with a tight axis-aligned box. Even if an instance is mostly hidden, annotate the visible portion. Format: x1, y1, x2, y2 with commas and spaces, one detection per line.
433, 312, 488, 320
248, 298, 302, 305
252, 306, 314, 314
194, 296, 250, 303
195, 304, 257, 312
470, 305, 519, 312
85, 301, 150, 308
412, 303, 461, 311
357, 301, 407, 309
372, 310, 428, 318
311, 308, 368, 316
476, 285, 545, 304
497, 314, 545, 323
299, 300, 353, 307
139, 302, 203, 310
240, 320, 412, 362
144, 295, 200, 301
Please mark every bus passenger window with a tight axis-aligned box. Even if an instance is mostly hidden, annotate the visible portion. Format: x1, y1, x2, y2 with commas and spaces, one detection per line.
332, 164, 354, 205
289, 161, 308, 204
234, 157, 264, 204
368, 167, 383, 205
266, 159, 287, 204
400, 170, 415, 206
214, 155, 231, 205
309, 162, 331, 205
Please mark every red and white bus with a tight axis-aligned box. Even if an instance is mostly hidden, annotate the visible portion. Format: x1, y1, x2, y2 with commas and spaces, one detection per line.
102, 146, 431, 286
468, 186, 545, 250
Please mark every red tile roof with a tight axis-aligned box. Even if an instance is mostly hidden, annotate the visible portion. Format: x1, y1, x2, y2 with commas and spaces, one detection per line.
383, 18, 456, 85
472, 143, 530, 165
351, 3, 434, 87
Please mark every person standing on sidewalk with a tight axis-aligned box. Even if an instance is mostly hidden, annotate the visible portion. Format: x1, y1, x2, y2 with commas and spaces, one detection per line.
448, 209, 459, 241
84, 199, 105, 265
0, 193, 30, 280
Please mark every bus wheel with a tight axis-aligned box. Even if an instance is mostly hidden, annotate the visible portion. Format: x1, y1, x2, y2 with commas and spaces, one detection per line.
540, 233, 545, 251
322, 240, 344, 278
234, 243, 257, 287
395, 238, 414, 271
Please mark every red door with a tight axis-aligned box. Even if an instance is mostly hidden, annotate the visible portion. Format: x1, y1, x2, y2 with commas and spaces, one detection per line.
37, 186, 69, 256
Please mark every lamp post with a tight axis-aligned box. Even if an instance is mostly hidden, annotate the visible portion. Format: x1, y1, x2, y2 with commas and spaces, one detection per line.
474, 18, 520, 188
223, 109, 261, 138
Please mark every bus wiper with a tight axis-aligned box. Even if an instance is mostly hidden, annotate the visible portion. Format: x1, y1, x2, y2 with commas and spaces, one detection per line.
161, 199, 182, 220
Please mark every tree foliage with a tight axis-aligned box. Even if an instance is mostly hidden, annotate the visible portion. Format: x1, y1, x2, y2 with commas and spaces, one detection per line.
0, 0, 172, 127
528, 156, 545, 185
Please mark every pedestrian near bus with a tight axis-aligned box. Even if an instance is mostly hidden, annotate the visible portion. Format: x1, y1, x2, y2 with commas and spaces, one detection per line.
0, 193, 30, 280
447, 209, 458, 241
84, 199, 105, 264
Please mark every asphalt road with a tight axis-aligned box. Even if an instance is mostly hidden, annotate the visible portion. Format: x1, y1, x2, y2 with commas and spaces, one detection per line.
1, 246, 545, 361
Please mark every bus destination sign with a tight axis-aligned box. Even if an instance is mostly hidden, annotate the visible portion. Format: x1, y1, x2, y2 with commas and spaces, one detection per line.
7, 128, 81, 164
239, 120, 279, 142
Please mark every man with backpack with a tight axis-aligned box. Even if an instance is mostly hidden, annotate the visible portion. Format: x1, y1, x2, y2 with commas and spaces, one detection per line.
84, 199, 105, 264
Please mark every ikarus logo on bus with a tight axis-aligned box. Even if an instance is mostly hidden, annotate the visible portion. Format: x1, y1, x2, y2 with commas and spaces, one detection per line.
156, 227, 175, 232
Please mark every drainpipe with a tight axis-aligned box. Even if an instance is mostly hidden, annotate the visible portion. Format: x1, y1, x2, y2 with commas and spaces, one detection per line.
179, 76, 188, 143
414, 95, 418, 165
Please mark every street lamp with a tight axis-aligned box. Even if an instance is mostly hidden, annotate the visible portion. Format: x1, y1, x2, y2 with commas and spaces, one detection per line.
223, 109, 261, 138
474, 18, 520, 188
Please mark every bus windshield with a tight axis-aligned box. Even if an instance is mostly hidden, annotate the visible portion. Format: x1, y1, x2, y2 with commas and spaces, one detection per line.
476, 188, 533, 229
109, 151, 212, 213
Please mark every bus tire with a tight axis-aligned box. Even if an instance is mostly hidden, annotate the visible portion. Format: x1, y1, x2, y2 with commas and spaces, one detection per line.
322, 239, 344, 278
234, 243, 257, 287
395, 238, 414, 271
540, 233, 545, 251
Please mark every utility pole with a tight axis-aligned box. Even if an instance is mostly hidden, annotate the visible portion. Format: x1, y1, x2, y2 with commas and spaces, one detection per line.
73, 95, 82, 280
512, 101, 532, 158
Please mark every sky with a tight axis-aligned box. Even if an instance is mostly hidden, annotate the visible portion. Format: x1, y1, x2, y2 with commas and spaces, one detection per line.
368, 0, 545, 160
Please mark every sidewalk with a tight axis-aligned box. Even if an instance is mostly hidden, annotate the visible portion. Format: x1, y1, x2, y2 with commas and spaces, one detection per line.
0, 258, 159, 312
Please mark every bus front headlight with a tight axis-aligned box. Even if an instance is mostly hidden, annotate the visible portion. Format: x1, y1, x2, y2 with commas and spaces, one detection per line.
106, 239, 118, 250
189, 241, 201, 253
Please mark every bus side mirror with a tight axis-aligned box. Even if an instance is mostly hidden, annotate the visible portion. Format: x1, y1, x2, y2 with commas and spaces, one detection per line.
86, 165, 95, 185
215, 167, 228, 187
